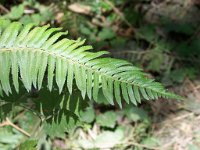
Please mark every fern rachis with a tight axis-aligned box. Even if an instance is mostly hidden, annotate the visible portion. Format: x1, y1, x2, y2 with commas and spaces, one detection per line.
0, 20, 182, 108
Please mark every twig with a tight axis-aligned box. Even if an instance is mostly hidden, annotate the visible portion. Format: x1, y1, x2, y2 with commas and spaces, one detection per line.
156, 112, 194, 131
18, 104, 44, 121
112, 49, 200, 63
126, 141, 161, 150
70, 141, 161, 150
112, 50, 149, 55
185, 78, 200, 99
103, 0, 133, 28
171, 113, 194, 121
0, 4, 9, 13
0, 120, 9, 127
0, 118, 30, 137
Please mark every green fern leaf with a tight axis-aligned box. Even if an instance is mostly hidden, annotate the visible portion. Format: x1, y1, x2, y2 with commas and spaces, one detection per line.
0, 20, 183, 107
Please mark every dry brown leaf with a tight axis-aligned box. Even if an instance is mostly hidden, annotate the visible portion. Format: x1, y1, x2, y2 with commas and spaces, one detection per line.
55, 12, 64, 24
68, 3, 91, 15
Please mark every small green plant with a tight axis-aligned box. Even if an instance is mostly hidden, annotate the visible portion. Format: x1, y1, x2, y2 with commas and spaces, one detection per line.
1, 1, 54, 25
0, 19, 182, 131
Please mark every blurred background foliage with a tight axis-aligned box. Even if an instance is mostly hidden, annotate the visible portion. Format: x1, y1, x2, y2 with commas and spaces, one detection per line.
0, 0, 200, 149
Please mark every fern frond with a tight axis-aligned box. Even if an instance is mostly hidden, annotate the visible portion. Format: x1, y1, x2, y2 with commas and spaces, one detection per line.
0, 20, 182, 107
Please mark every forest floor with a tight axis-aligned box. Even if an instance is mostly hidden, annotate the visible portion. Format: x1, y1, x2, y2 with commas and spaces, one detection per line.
151, 79, 200, 150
